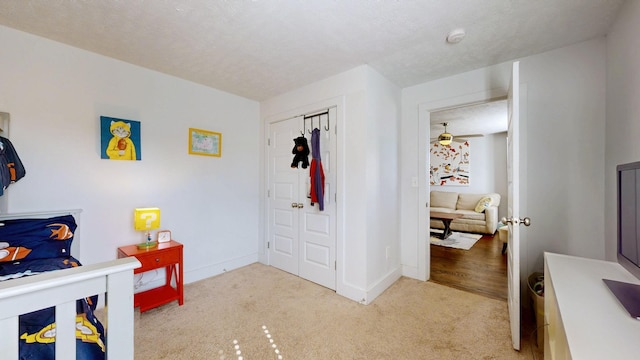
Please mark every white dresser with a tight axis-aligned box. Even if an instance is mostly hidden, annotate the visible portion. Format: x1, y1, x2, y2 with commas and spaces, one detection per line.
544, 252, 640, 359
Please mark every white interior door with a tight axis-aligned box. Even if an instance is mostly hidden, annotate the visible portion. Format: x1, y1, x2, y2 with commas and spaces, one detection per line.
268, 117, 302, 275
298, 109, 337, 289
268, 110, 337, 290
507, 61, 521, 350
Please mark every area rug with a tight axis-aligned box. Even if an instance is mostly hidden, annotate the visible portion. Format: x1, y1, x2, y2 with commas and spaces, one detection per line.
430, 229, 482, 250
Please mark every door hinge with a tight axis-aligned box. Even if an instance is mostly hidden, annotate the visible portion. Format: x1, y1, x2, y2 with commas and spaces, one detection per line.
267, 138, 271, 146
267, 189, 270, 197
334, 261, 337, 270
267, 242, 270, 249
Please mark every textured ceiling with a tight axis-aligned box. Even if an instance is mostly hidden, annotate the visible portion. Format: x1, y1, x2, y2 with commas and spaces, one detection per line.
0, 0, 624, 101
430, 100, 508, 138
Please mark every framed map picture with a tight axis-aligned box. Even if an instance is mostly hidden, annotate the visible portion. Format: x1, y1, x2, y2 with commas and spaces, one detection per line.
189, 128, 221, 157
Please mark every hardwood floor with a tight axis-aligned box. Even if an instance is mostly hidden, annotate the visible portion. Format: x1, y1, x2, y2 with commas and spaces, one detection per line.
429, 233, 545, 357
429, 232, 508, 300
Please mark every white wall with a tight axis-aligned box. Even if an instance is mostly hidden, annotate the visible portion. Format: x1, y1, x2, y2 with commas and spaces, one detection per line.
430, 134, 508, 219
363, 67, 401, 290
261, 65, 402, 304
401, 38, 607, 281
0, 25, 261, 284
605, 0, 640, 261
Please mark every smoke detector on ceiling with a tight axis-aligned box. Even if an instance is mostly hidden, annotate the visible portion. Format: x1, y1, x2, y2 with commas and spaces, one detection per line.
446, 28, 466, 44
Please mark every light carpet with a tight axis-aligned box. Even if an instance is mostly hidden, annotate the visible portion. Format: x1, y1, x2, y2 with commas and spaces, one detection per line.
132, 263, 541, 359
430, 229, 483, 250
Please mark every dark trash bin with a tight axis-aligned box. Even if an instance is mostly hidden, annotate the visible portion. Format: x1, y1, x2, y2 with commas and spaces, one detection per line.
528, 272, 544, 348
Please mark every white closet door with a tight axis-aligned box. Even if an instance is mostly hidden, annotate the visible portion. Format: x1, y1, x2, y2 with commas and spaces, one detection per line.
299, 109, 337, 290
268, 109, 337, 290
268, 117, 302, 275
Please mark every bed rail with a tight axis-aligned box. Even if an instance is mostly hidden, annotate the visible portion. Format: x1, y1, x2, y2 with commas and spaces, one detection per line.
0, 257, 141, 359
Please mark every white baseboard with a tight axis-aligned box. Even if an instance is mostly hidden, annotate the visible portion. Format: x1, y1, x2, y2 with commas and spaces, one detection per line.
185, 253, 259, 284
401, 264, 419, 280
364, 268, 402, 305
337, 267, 403, 305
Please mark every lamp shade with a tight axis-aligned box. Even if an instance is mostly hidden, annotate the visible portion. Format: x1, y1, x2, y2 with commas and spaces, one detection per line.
438, 132, 453, 146
134, 208, 161, 231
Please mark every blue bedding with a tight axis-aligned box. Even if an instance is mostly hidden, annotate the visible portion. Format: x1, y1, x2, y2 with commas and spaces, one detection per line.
0, 216, 106, 360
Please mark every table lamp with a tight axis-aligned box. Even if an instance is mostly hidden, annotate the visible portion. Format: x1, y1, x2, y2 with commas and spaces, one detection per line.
134, 207, 161, 249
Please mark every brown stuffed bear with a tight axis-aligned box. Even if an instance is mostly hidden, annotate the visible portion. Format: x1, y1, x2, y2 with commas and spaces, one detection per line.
291, 136, 310, 169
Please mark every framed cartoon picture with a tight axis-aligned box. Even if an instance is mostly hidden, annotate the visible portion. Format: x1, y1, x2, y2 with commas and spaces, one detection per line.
189, 128, 221, 157
100, 116, 141, 160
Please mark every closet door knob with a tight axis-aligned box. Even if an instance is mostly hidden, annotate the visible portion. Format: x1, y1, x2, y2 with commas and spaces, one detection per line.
297, 203, 304, 208
291, 203, 298, 208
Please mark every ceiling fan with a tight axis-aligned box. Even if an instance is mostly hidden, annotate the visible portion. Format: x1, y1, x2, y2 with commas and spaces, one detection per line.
431, 122, 483, 145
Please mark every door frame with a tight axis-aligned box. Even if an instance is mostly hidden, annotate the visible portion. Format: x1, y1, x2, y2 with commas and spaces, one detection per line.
417, 88, 509, 281
507, 60, 521, 350
262, 96, 345, 292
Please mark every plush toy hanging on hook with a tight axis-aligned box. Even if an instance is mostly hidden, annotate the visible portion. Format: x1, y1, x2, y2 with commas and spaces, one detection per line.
291, 136, 310, 169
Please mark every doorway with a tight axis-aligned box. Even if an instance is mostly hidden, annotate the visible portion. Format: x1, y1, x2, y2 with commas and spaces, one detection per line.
428, 100, 508, 299
417, 91, 508, 287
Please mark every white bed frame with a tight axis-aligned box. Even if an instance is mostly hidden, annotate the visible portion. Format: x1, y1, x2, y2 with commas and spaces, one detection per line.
0, 209, 141, 359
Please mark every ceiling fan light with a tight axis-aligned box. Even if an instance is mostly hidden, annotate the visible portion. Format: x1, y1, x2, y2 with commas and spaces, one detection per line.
438, 132, 453, 146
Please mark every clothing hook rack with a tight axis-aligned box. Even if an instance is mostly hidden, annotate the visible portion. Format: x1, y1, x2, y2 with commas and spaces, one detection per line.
300, 117, 306, 136
304, 110, 330, 133
307, 116, 314, 134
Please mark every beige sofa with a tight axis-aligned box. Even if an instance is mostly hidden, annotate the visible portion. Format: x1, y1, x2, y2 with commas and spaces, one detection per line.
429, 191, 501, 235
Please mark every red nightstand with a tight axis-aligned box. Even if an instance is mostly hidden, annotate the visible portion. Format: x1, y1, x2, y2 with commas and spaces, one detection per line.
117, 240, 184, 312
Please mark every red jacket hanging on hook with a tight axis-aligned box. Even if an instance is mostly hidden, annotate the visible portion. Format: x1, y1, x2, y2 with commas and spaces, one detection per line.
309, 128, 325, 210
